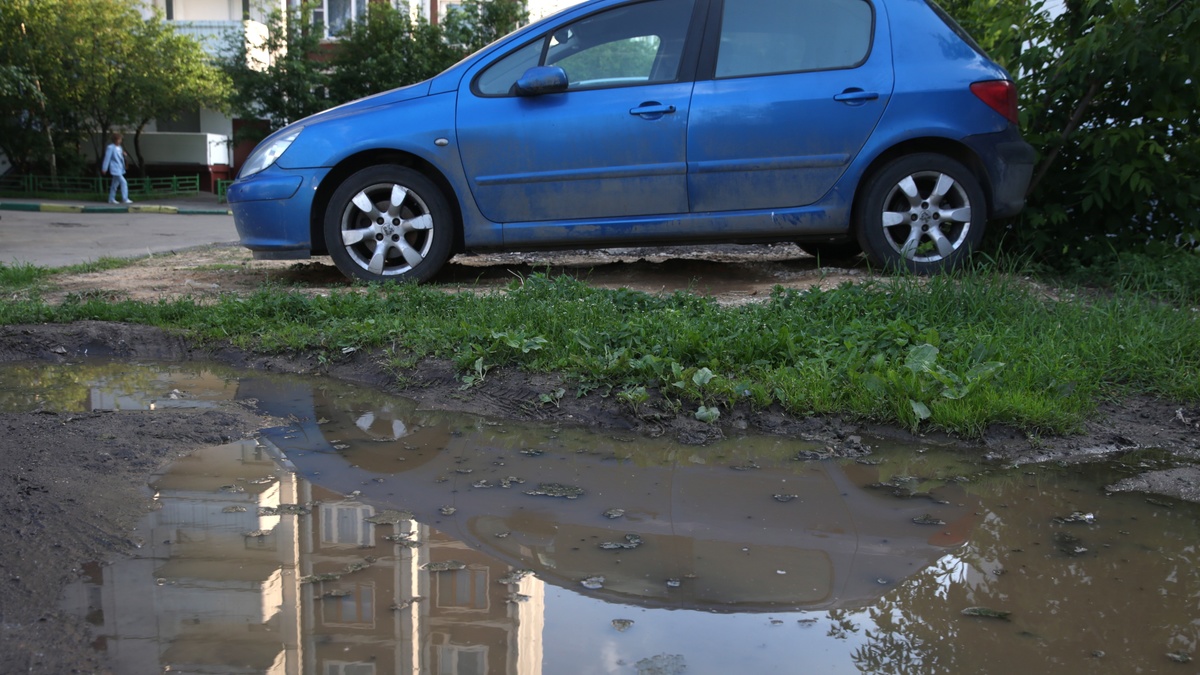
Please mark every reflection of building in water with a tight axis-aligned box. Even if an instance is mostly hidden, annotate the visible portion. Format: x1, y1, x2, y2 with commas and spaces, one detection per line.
62, 439, 304, 673
304, 482, 543, 675
62, 436, 544, 674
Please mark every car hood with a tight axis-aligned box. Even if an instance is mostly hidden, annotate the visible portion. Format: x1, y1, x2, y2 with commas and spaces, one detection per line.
298, 80, 433, 126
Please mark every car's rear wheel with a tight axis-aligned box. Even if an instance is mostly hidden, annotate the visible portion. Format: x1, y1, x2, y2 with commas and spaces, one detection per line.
854, 154, 986, 273
324, 166, 452, 283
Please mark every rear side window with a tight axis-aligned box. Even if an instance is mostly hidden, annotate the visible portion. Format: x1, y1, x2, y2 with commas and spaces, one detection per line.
716, 0, 872, 78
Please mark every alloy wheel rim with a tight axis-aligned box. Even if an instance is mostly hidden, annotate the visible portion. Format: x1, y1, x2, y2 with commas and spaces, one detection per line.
880, 170, 972, 263
339, 182, 435, 276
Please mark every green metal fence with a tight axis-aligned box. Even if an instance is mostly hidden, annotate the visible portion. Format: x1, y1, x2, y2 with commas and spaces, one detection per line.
0, 174, 201, 199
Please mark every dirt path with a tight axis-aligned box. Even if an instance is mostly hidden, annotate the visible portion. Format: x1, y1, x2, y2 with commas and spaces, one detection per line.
1, 246, 1198, 672
38, 242, 875, 305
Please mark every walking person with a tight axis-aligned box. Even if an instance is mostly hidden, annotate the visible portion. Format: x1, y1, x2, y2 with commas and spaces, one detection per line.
100, 132, 133, 204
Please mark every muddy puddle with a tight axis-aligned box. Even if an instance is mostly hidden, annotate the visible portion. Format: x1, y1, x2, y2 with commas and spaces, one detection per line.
3, 362, 1198, 673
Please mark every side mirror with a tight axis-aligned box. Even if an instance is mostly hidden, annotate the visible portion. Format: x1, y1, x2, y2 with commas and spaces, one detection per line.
513, 66, 569, 96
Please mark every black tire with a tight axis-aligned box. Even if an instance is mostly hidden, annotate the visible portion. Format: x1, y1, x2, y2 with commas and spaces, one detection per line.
795, 240, 862, 265
324, 165, 453, 283
854, 153, 986, 274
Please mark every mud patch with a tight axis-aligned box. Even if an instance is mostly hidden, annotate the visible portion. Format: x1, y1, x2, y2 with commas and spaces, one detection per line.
1106, 466, 1200, 503
0, 404, 272, 672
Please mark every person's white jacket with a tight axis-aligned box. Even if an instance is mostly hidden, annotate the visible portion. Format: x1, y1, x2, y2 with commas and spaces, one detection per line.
100, 143, 126, 176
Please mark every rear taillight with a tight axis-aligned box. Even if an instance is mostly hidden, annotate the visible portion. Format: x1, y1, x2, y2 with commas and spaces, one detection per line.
970, 80, 1019, 125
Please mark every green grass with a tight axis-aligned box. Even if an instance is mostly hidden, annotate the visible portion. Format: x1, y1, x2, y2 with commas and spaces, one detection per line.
0, 258, 142, 296
1053, 242, 1200, 306
1, 252, 1197, 438
0, 262, 51, 292
56, 256, 141, 275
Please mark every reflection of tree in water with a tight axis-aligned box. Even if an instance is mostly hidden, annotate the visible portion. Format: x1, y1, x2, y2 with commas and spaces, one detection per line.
839, 477, 1200, 674
0, 362, 219, 412
841, 554, 985, 671
842, 516, 1003, 674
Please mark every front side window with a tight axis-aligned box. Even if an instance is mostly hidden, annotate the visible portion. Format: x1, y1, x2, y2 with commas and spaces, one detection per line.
716, 0, 872, 78
475, 0, 695, 95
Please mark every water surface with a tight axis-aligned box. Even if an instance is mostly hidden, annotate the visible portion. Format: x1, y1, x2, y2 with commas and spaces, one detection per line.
2, 362, 1195, 673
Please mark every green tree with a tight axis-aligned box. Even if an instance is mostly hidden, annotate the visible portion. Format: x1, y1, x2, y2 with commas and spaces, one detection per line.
939, 0, 1200, 261
0, 62, 47, 173
0, 0, 230, 177
0, 0, 111, 176
326, 2, 458, 105
124, 14, 232, 170
441, 0, 530, 54
219, 1, 330, 140
225, 0, 528, 139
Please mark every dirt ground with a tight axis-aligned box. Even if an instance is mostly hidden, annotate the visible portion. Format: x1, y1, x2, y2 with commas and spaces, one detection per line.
1, 245, 1198, 673
39, 241, 883, 305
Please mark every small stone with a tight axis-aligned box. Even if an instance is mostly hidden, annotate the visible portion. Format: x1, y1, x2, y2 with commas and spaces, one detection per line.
912, 514, 946, 526
961, 606, 1011, 620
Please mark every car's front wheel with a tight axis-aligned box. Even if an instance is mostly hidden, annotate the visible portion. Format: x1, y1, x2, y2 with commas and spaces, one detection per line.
854, 154, 986, 273
324, 166, 452, 283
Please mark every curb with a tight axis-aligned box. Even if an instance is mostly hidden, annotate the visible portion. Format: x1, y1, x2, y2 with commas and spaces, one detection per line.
0, 201, 232, 216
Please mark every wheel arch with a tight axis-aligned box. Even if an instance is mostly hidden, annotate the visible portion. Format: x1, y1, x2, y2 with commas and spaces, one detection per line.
309, 149, 463, 256
851, 137, 991, 227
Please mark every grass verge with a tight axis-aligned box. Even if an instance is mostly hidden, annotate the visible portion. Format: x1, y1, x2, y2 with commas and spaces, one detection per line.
0, 256, 1197, 438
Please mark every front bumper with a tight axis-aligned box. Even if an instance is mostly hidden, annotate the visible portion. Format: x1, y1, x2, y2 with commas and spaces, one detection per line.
964, 128, 1036, 219
227, 166, 329, 258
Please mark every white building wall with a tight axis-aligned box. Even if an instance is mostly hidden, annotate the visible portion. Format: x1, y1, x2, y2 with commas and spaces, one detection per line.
200, 108, 235, 137
149, 0, 284, 23
527, 0, 583, 21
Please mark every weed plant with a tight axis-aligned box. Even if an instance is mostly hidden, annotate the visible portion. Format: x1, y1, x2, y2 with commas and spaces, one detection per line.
0, 256, 1196, 438
0, 263, 49, 292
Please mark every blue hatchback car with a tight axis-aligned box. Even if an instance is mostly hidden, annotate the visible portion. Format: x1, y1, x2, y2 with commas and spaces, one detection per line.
229, 0, 1034, 283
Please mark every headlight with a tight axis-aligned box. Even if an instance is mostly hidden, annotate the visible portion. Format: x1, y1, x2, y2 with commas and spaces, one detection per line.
239, 127, 303, 178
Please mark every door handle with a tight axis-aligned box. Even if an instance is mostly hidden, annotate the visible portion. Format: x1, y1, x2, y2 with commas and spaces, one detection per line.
833, 89, 879, 105
630, 103, 677, 118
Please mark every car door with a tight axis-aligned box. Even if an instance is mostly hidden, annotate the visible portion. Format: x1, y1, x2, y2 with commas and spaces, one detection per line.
687, 0, 893, 213
456, 0, 702, 225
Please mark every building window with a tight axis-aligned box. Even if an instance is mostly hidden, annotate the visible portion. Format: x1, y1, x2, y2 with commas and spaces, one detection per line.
321, 503, 376, 547
437, 644, 487, 675
314, 0, 403, 39
435, 567, 489, 610
326, 660, 376, 675
322, 582, 376, 627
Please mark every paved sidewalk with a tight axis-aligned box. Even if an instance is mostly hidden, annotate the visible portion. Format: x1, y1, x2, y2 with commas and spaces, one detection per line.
0, 192, 232, 216
0, 193, 241, 268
